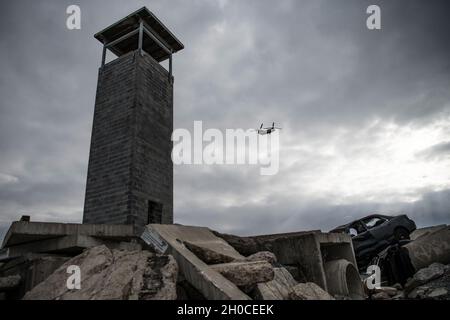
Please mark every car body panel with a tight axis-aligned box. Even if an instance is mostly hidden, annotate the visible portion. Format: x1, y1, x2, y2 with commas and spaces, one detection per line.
330, 214, 416, 269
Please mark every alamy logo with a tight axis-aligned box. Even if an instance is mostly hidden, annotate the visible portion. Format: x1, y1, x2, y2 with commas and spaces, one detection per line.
66, 265, 81, 290
365, 265, 381, 289
366, 5, 381, 30
172, 121, 280, 175
66, 5, 81, 30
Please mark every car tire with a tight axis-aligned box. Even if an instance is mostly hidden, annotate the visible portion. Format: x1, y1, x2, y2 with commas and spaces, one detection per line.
394, 227, 410, 241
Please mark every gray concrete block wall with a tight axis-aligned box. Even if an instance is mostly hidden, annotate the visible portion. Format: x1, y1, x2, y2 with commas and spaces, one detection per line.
83, 50, 173, 226
132, 52, 173, 225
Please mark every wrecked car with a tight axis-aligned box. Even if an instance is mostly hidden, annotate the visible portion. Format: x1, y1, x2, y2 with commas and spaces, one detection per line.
330, 214, 416, 270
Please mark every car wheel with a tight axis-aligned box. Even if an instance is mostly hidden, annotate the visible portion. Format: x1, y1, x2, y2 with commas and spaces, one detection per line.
394, 227, 410, 241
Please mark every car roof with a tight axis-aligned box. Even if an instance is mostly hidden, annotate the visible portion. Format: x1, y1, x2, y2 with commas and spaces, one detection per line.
331, 214, 394, 231
360, 214, 392, 221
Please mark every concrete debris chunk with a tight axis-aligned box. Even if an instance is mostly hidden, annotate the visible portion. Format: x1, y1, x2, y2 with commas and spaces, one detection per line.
184, 241, 236, 265
210, 261, 274, 288
23, 245, 178, 300
406, 286, 448, 299
405, 263, 446, 292
427, 288, 448, 298
147, 225, 251, 300
370, 287, 401, 300
371, 291, 391, 300
242, 251, 277, 265
408, 286, 430, 299
215, 229, 358, 298
404, 226, 450, 271
289, 282, 335, 300
211, 231, 261, 256
391, 292, 406, 300
254, 267, 297, 300
410, 225, 447, 241
373, 286, 398, 297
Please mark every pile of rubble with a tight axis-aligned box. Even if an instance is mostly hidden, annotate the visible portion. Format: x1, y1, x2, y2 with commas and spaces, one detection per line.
370, 263, 450, 300
364, 225, 450, 300
0, 220, 448, 300
148, 224, 364, 300
23, 245, 178, 300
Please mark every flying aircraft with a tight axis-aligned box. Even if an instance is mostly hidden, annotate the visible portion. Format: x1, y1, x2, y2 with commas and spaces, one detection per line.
253, 122, 282, 135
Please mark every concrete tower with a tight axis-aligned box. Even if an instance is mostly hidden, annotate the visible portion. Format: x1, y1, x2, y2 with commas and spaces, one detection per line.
83, 7, 184, 227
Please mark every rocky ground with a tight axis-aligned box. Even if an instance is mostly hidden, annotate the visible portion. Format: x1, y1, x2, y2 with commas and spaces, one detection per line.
20, 243, 450, 300
19, 245, 335, 300
370, 263, 450, 300
1, 224, 448, 300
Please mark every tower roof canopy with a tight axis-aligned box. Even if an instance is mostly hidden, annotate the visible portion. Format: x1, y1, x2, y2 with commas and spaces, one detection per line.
94, 7, 184, 62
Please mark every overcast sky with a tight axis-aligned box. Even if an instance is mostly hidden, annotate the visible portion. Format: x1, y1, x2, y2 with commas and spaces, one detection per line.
1, 0, 450, 240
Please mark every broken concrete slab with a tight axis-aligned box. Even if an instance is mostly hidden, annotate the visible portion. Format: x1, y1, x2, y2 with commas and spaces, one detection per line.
370, 286, 401, 300
241, 251, 277, 265
404, 226, 450, 271
427, 288, 448, 298
408, 286, 450, 300
23, 245, 178, 300
147, 224, 250, 300
391, 292, 406, 300
147, 225, 242, 260
415, 262, 446, 282
371, 291, 391, 300
373, 286, 399, 297
405, 263, 446, 293
184, 241, 236, 265
212, 230, 320, 257
1, 235, 110, 260
254, 267, 297, 300
215, 229, 359, 298
0, 220, 144, 262
2, 221, 135, 248
211, 231, 261, 256
289, 282, 335, 300
210, 261, 274, 288
410, 225, 447, 241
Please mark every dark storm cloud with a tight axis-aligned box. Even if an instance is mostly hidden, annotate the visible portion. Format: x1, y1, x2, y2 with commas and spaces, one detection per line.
178, 187, 450, 236
173, 0, 450, 131
1, 0, 449, 242
417, 141, 450, 160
